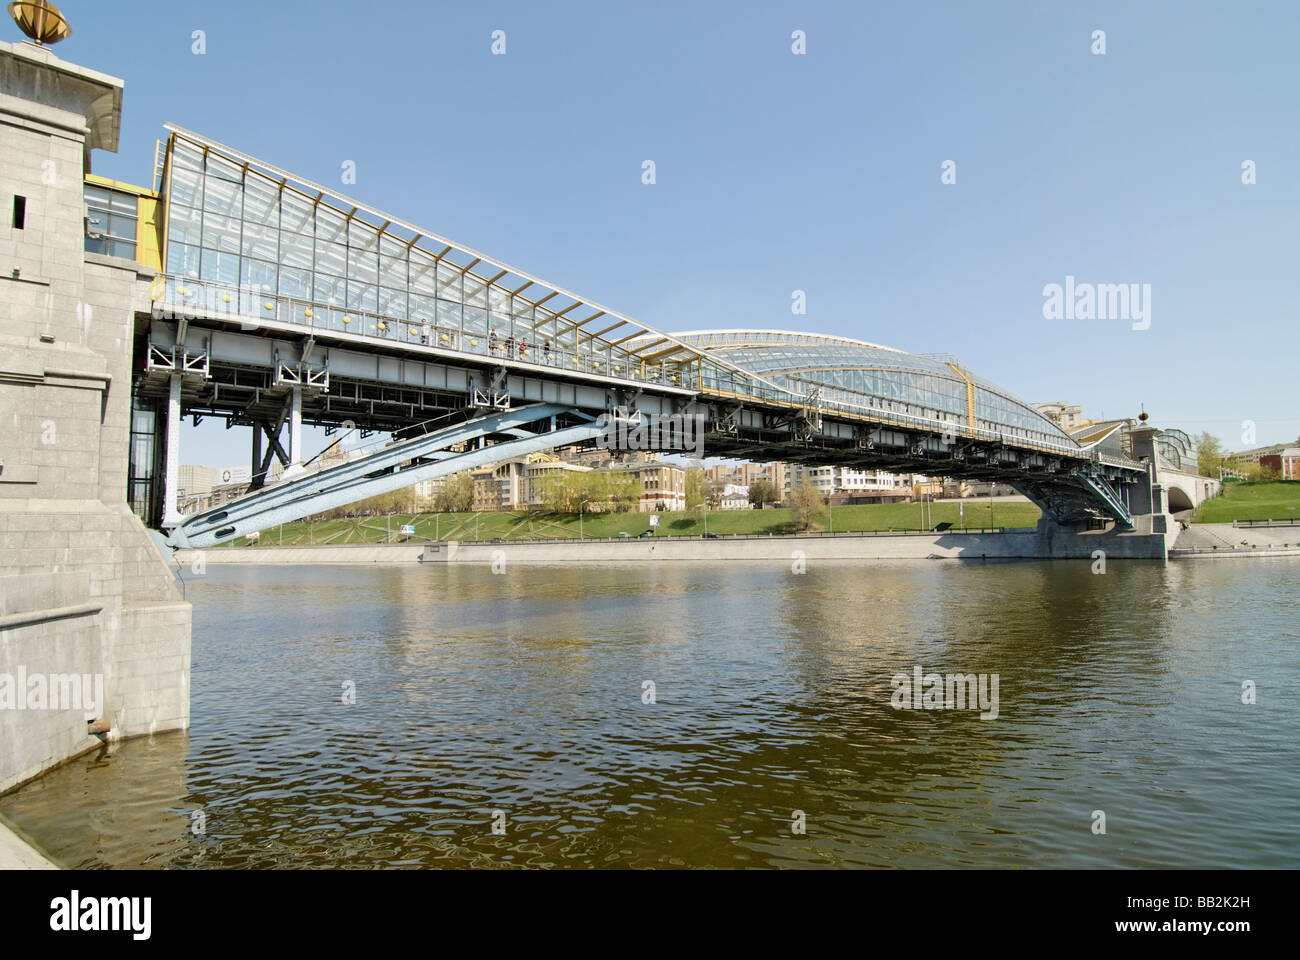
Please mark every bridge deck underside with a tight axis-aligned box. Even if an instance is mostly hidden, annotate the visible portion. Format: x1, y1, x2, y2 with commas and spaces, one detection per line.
138, 313, 1143, 533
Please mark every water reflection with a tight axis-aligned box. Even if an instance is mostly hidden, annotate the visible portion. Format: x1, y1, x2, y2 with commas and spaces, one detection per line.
2, 559, 1297, 868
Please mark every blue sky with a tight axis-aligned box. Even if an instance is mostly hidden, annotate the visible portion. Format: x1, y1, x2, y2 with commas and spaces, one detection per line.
52, 0, 1300, 467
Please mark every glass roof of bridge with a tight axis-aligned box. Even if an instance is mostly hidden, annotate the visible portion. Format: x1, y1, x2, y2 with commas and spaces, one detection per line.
154, 131, 1079, 449
666, 329, 1078, 445
157, 126, 727, 383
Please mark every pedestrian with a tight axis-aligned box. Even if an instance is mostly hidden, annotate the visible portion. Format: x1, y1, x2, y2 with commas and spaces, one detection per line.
421, 320, 431, 345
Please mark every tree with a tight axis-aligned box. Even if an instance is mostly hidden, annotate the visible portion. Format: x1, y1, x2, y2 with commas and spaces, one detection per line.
788, 479, 827, 532
537, 471, 577, 512
1195, 432, 1224, 478
748, 478, 776, 506
604, 469, 641, 512
435, 471, 474, 512
684, 467, 708, 510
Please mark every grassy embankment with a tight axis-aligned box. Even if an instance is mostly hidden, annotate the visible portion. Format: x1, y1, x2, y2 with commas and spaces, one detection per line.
1192, 480, 1300, 524
216, 499, 1044, 547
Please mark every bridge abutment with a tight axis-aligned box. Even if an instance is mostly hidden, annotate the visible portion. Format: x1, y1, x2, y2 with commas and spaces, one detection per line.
0, 41, 190, 795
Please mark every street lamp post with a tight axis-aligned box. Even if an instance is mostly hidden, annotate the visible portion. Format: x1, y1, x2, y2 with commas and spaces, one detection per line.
989, 482, 996, 530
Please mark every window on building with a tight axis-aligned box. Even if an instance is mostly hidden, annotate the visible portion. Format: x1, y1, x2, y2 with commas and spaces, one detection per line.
12, 195, 26, 229
84, 184, 138, 259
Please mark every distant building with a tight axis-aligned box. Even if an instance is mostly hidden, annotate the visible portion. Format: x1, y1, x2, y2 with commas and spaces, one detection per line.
1260, 447, 1300, 480
787, 464, 897, 495
620, 462, 687, 511
524, 460, 593, 507
561, 445, 661, 469
177, 464, 214, 499
1034, 401, 1086, 431
719, 483, 751, 510
471, 452, 570, 510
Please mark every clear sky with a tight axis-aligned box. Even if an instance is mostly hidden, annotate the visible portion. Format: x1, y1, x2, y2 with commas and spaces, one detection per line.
48, 0, 1300, 468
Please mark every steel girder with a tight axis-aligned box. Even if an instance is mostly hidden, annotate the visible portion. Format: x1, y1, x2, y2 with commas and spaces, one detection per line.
166, 403, 602, 549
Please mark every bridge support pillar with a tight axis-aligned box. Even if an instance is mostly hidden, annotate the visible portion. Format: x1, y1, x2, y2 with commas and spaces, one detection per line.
161, 372, 183, 527
251, 421, 262, 482
283, 386, 305, 479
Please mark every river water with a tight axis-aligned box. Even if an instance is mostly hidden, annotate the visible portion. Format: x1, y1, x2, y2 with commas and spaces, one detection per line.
2, 559, 1297, 869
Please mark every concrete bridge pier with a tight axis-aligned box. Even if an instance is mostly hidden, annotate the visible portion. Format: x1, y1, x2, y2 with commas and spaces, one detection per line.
0, 41, 190, 795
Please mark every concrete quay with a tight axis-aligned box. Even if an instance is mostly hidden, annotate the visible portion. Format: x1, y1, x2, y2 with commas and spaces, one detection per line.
0, 815, 58, 870
1169, 522, 1300, 559
175, 517, 1182, 566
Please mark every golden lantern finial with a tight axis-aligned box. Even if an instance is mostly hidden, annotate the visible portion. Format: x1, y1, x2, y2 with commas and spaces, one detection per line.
8, 1, 72, 45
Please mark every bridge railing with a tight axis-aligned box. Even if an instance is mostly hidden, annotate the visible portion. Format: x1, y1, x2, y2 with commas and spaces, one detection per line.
150, 275, 690, 390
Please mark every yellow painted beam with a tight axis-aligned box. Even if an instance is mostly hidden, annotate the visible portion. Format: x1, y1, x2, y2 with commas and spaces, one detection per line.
136, 196, 162, 270
946, 361, 976, 429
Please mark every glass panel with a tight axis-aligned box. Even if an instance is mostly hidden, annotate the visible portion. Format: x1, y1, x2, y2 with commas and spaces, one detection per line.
348, 244, 379, 285
243, 221, 279, 262
348, 219, 379, 253
202, 176, 241, 218
378, 287, 408, 320
464, 275, 488, 309
435, 297, 461, 328
168, 203, 202, 245
464, 304, 487, 335
172, 139, 204, 171
206, 152, 242, 184
487, 284, 510, 325
410, 293, 437, 322
410, 249, 438, 295
282, 191, 314, 236
240, 258, 278, 293
279, 230, 312, 270
168, 165, 203, 207
279, 266, 311, 299
107, 212, 137, 241
200, 248, 240, 284
200, 212, 241, 253
167, 240, 201, 278
315, 274, 346, 305
346, 283, 377, 312
314, 240, 347, 278
314, 205, 346, 245
379, 255, 407, 290
242, 172, 280, 225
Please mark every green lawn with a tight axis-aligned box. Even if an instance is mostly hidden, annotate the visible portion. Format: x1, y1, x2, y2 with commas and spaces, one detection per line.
219, 499, 1043, 546
1192, 480, 1300, 524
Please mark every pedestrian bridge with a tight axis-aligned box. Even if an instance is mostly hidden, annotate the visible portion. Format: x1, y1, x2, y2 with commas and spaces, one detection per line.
135, 127, 1162, 548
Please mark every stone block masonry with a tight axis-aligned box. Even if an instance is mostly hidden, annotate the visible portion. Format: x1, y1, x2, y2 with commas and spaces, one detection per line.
1, 40, 190, 799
